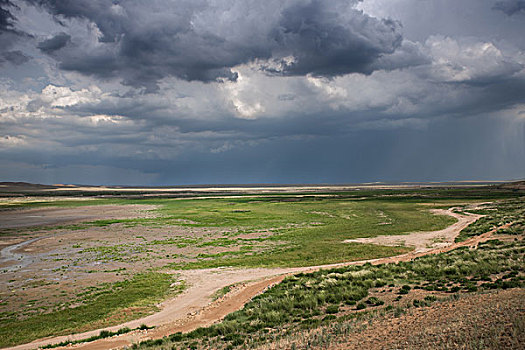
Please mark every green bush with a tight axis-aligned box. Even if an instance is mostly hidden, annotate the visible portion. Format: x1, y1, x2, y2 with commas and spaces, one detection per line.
366, 297, 384, 306
399, 285, 411, 294
356, 302, 367, 310
326, 305, 339, 314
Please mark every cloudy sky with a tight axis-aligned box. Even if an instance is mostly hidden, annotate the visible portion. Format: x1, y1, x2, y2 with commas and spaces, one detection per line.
0, 0, 524, 185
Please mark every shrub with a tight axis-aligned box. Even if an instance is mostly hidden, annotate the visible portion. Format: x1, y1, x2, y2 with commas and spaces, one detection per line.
374, 280, 387, 288
399, 285, 411, 294
424, 295, 437, 302
365, 297, 384, 306
99, 330, 111, 338
413, 299, 430, 307
450, 286, 461, 293
326, 305, 339, 314
356, 302, 367, 310
169, 333, 183, 342
322, 315, 337, 322
117, 327, 131, 334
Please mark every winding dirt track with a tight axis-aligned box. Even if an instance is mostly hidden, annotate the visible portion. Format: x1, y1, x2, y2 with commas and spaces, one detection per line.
343, 209, 479, 252
8, 209, 488, 350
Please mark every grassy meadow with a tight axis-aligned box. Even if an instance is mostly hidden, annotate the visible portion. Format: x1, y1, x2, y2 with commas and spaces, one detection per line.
0, 273, 182, 347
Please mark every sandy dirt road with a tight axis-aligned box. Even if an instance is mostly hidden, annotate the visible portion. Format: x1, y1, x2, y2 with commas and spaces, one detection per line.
7, 208, 486, 350
343, 209, 483, 252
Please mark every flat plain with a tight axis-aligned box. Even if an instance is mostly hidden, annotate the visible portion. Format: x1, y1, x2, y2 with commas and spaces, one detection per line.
0, 182, 523, 349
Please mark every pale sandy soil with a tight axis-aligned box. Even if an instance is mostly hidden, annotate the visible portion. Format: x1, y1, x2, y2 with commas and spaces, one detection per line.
343, 209, 483, 252
5, 209, 488, 350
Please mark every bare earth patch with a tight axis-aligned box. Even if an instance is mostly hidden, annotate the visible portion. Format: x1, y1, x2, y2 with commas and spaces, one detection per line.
343, 209, 483, 252
0, 204, 158, 230
327, 288, 525, 350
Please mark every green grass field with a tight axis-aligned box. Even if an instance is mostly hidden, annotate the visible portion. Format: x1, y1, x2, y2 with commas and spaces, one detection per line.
79, 196, 455, 268
155, 197, 454, 268
0, 273, 180, 348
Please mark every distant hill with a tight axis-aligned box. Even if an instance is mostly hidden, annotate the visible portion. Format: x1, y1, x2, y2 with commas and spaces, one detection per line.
497, 180, 525, 191
0, 182, 59, 192
0, 180, 522, 196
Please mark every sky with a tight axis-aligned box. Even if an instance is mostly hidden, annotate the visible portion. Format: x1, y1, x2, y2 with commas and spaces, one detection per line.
0, 0, 524, 185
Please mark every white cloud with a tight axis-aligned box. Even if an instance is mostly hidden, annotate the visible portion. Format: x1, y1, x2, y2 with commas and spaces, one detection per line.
210, 142, 235, 153
40, 85, 103, 107
0, 135, 27, 148
425, 36, 523, 83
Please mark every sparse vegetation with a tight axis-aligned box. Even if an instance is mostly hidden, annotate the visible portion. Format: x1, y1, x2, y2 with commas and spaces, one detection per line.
132, 238, 524, 349
456, 198, 525, 242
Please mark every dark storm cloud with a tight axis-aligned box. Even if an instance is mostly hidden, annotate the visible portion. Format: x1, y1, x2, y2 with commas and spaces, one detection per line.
375, 41, 430, 70
21, 0, 407, 90
0, 0, 17, 32
0, 50, 30, 65
0, 0, 27, 61
2, 0, 525, 185
493, 0, 525, 15
37, 32, 70, 53
264, 0, 402, 76
26, 0, 127, 42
